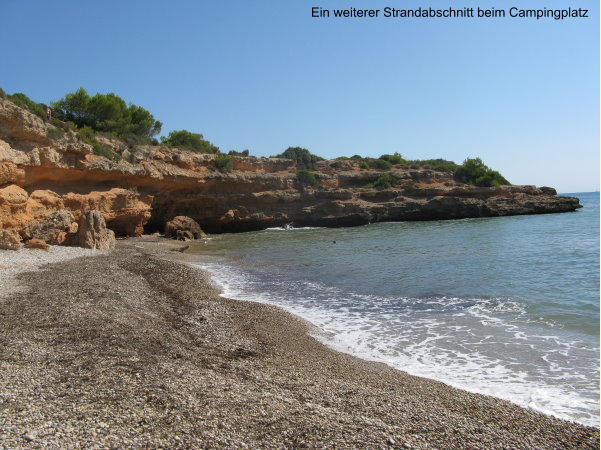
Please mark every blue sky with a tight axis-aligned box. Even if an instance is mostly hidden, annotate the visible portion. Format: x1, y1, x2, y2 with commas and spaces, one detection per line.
1, 1, 598, 192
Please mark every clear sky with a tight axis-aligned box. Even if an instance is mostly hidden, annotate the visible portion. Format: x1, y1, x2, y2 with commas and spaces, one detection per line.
1, 1, 598, 192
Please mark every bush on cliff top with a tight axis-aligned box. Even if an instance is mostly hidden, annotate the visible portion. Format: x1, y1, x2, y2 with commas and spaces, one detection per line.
411, 158, 459, 173
454, 157, 510, 187
379, 152, 406, 165
51, 88, 162, 141
8, 92, 47, 120
368, 158, 392, 170
276, 147, 323, 170
161, 129, 219, 154
228, 149, 250, 156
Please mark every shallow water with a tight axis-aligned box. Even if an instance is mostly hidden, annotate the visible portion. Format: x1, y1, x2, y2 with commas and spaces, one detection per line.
190, 192, 600, 427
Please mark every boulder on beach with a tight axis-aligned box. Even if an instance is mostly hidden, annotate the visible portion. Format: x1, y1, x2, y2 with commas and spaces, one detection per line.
21, 209, 78, 245
165, 216, 205, 241
0, 229, 22, 250
77, 210, 116, 250
25, 238, 49, 251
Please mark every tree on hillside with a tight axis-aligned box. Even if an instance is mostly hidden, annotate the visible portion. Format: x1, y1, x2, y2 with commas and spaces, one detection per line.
51, 88, 162, 139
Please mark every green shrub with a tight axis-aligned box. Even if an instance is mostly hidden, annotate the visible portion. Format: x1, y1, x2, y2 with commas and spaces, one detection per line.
161, 129, 219, 153
213, 154, 233, 173
366, 173, 399, 189
369, 159, 392, 170
50, 118, 76, 132
379, 152, 405, 165
46, 126, 64, 141
0, 87, 7, 99
275, 147, 323, 169
296, 169, 318, 187
359, 161, 369, 169
10, 92, 46, 120
77, 126, 119, 161
228, 149, 250, 156
52, 88, 162, 139
454, 157, 510, 187
412, 158, 459, 173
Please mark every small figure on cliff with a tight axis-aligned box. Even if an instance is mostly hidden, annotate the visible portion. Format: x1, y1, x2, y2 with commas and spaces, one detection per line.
44, 105, 52, 120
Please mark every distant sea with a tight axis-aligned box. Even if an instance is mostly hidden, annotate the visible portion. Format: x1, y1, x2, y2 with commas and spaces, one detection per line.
191, 192, 600, 427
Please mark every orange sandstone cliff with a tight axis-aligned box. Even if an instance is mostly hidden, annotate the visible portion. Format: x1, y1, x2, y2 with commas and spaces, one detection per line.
0, 97, 582, 241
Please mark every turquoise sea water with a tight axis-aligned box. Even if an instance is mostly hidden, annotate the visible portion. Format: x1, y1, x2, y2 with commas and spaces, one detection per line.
192, 192, 600, 427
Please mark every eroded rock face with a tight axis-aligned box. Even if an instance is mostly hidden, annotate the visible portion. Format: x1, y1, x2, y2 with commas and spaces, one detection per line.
77, 210, 115, 250
165, 216, 205, 240
21, 209, 77, 245
0, 184, 152, 240
0, 96, 583, 239
0, 229, 22, 250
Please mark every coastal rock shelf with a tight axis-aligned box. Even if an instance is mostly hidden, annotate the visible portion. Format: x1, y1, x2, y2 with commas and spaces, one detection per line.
0, 96, 582, 238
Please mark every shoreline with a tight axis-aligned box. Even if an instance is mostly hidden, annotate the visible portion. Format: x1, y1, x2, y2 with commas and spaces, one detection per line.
193, 248, 599, 429
197, 263, 598, 428
0, 238, 598, 447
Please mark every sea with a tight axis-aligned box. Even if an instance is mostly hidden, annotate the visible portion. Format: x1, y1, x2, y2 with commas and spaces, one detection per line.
190, 192, 600, 427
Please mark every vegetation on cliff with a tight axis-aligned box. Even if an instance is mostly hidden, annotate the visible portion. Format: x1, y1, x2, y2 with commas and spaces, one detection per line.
379, 152, 406, 165
276, 147, 323, 169
77, 126, 120, 161
454, 158, 510, 187
0, 87, 511, 186
51, 88, 162, 142
213, 154, 233, 173
296, 169, 319, 187
4, 91, 47, 120
365, 173, 400, 189
161, 129, 219, 154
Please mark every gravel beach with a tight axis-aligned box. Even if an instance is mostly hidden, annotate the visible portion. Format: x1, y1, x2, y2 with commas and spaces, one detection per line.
0, 238, 598, 448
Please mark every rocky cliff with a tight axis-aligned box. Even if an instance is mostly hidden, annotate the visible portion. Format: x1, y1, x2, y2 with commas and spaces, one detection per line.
0, 97, 582, 241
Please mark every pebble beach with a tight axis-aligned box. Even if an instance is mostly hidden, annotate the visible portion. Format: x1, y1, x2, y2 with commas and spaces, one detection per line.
0, 238, 598, 448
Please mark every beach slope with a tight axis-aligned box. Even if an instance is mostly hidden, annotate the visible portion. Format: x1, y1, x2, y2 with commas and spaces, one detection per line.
0, 240, 598, 448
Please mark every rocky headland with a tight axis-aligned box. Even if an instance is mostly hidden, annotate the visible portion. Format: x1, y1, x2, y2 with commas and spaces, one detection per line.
0, 95, 581, 248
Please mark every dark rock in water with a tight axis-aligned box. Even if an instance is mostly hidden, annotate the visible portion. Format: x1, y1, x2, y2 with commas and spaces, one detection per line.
77, 210, 115, 250
165, 216, 205, 240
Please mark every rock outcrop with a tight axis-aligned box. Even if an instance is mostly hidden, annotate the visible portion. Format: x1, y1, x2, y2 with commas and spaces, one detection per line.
77, 210, 116, 250
0, 96, 583, 243
165, 216, 205, 240
21, 209, 77, 245
0, 229, 21, 250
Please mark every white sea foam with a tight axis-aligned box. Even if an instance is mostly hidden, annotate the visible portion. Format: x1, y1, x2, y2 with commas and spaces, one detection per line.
264, 225, 324, 231
195, 260, 600, 428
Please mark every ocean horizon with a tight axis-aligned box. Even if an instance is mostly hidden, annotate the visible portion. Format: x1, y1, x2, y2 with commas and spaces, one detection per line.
190, 191, 600, 427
